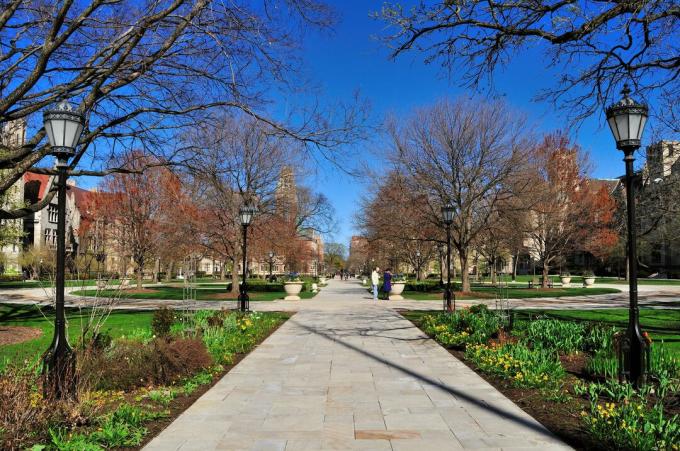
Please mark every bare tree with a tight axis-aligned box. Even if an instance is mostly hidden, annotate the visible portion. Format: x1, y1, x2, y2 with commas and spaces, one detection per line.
92, 153, 177, 288
294, 187, 337, 236
377, 1, 680, 128
357, 170, 440, 278
189, 114, 292, 293
324, 242, 347, 273
388, 97, 532, 292
0, 0, 368, 220
522, 132, 616, 286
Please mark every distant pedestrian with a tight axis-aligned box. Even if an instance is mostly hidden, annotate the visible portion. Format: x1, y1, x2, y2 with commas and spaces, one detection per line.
371, 267, 380, 300
382, 268, 392, 300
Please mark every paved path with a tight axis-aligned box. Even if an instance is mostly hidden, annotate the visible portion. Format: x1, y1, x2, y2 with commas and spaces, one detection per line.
144, 280, 570, 451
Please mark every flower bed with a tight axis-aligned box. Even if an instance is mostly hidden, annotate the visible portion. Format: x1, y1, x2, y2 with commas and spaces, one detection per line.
0, 308, 288, 450
406, 308, 680, 450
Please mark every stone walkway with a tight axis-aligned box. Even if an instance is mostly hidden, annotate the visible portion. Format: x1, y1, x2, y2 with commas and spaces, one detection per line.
143, 280, 571, 451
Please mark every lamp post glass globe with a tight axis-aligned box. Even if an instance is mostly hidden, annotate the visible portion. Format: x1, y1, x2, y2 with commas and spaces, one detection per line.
239, 205, 256, 226
441, 204, 455, 225
605, 84, 648, 151
43, 99, 85, 164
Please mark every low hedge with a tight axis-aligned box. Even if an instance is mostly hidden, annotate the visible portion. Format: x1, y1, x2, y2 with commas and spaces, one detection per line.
405, 280, 443, 292
226, 280, 314, 292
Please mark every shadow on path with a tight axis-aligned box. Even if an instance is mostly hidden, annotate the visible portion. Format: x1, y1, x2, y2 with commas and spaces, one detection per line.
292, 315, 557, 441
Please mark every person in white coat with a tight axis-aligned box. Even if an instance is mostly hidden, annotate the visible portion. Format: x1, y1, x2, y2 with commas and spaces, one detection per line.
371, 267, 380, 301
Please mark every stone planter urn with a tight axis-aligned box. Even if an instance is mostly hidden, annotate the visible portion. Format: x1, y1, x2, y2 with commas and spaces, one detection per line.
389, 281, 406, 300
583, 277, 595, 287
284, 281, 303, 300
319, 276, 327, 285
560, 276, 571, 287
311, 283, 318, 293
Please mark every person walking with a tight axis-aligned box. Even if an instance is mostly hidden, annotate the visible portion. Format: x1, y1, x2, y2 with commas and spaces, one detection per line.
371, 267, 380, 300
382, 268, 392, 300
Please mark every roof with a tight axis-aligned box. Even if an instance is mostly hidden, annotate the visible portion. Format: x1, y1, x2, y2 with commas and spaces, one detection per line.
23, 172, 52, 200
70, 185, 94, 212
590, 178, 619, 194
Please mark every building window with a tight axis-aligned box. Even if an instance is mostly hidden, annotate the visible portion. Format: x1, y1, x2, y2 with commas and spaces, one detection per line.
48, 205, 58, 223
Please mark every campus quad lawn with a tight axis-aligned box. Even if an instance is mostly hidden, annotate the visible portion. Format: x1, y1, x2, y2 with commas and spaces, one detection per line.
0, 303, 153, 368
71, 286, 317, 301
403, 286, 620, 300
517, 308, 680, 357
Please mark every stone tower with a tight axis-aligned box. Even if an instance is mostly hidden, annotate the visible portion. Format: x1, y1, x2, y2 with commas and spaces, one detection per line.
646, 141, 680, 180
275, 166, 298, 219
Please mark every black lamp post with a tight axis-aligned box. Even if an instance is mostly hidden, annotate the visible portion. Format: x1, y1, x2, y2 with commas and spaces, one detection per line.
415, 250, 422, 281
238, 204, 257, 312
42, 99, 85, 399
268, 251, 275, 281
605, 83, 649, 387
437, 244, 445, 286
441, 204, 456, 312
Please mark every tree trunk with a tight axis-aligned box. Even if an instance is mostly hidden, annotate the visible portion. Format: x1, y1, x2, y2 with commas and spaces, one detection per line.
541, 264, 549, 289
220, 261, 226, 281
512, 251, 519, 281
165, 261, 173, 282
136, 265, 143, 289
230, 257, 239, 294
490, 256, 497, 286
459, 249, 470, 292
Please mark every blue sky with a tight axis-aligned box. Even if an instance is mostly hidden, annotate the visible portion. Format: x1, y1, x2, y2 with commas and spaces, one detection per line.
298, 1, 628, 248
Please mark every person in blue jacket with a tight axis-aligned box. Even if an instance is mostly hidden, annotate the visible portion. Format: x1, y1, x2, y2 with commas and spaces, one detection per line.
382, 268, 392, 300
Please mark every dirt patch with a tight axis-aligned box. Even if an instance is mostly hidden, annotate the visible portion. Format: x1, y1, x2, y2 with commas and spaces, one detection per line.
560, 353, 588, 375
0, 326, 43, 346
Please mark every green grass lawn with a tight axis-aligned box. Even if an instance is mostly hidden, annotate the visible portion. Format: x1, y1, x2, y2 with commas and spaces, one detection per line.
403, 286, 621, 300
517, 308, 680, 357
71, 286, 317, 301
0, 304, 153, 368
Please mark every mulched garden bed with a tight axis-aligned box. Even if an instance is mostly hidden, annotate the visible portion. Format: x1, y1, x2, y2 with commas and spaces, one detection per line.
447, 347, 605, 451
0, 325, 42, 345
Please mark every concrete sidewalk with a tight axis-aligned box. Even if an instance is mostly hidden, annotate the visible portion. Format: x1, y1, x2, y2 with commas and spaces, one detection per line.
143, 280, 571, 450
